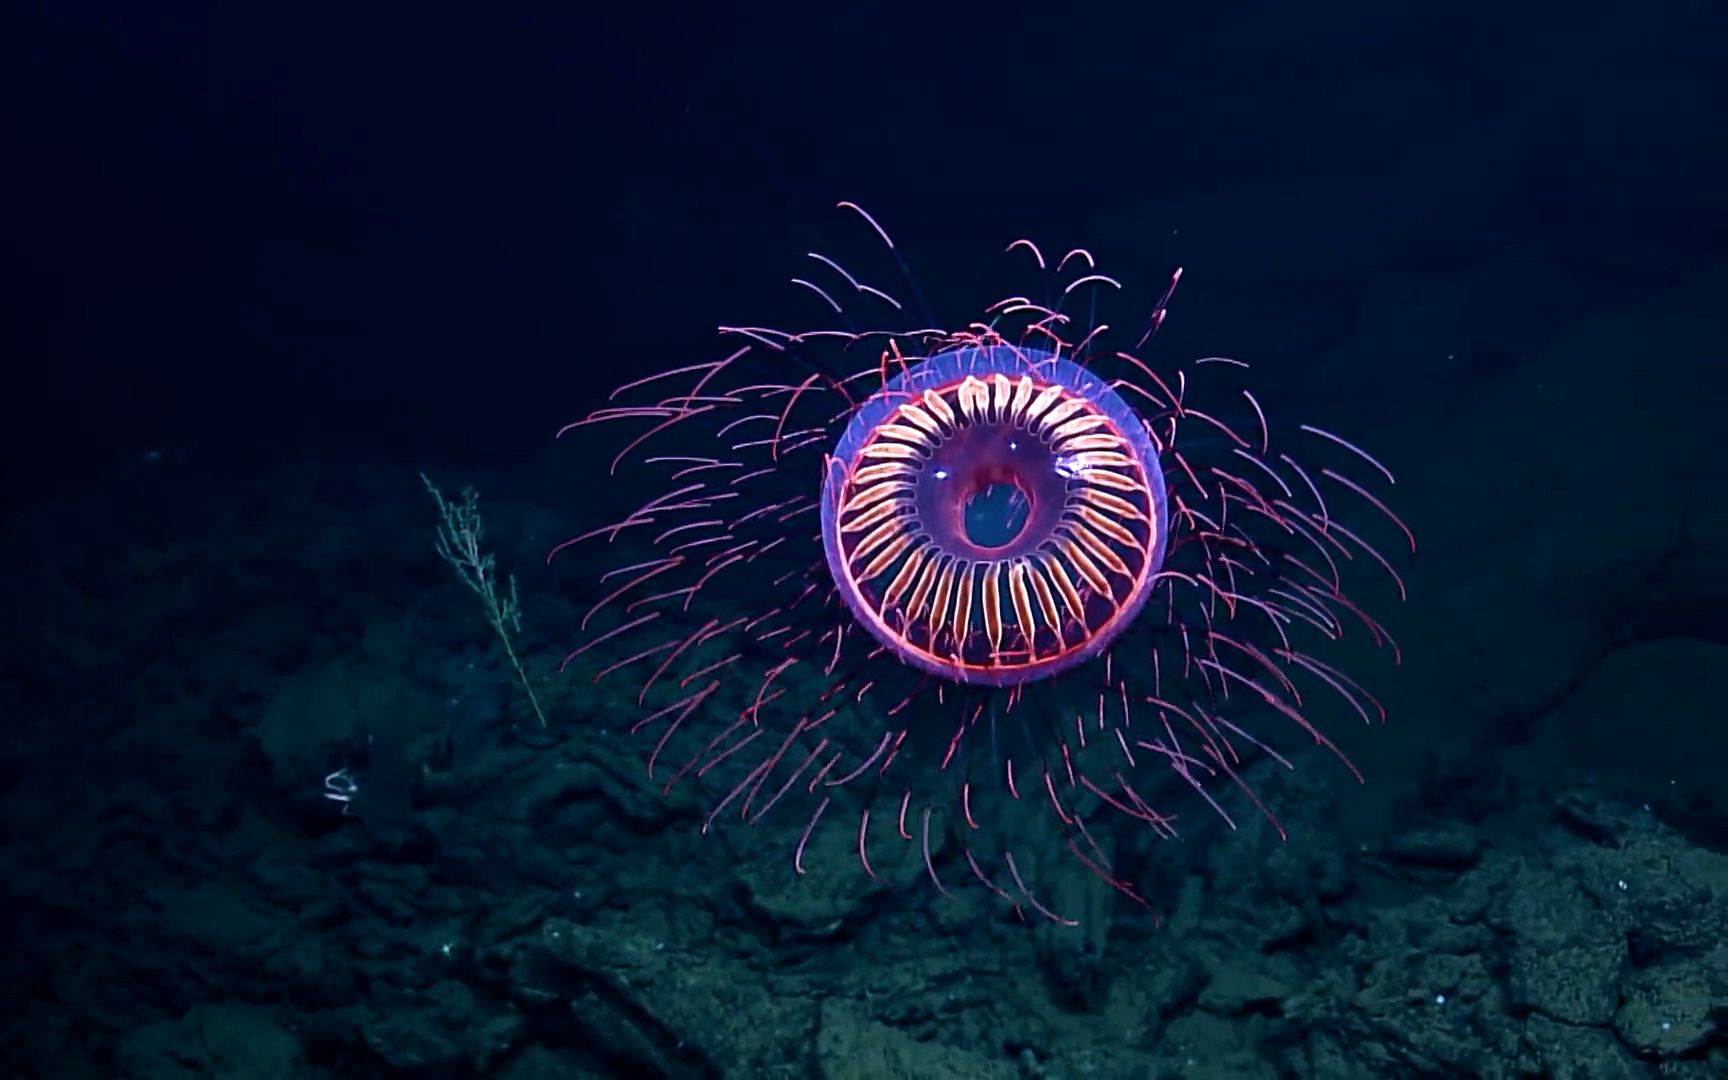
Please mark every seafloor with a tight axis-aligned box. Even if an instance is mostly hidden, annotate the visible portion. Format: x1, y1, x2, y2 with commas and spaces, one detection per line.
3, 251, 1724, 1078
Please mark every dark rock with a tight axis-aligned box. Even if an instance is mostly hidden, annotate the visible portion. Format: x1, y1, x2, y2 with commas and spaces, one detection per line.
1383, 825, 1481, 870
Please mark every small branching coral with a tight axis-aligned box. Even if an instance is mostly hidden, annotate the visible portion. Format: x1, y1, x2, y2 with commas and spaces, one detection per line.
421, 474, 547, 728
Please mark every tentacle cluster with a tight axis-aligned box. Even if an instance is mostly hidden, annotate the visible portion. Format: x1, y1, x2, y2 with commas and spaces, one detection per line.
556, 203, 1413, 923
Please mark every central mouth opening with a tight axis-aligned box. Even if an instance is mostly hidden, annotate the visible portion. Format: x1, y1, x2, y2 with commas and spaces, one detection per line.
962, 476, 1030, 549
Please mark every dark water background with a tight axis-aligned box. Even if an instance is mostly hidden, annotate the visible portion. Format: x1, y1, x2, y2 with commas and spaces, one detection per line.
5, 3, 1726, 1076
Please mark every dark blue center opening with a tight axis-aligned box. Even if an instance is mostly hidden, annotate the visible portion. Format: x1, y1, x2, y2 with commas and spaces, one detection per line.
962, 480, 1030, 548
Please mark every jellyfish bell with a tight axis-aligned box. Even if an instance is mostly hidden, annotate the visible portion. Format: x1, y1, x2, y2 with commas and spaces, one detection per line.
820, 343, 1170, 687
